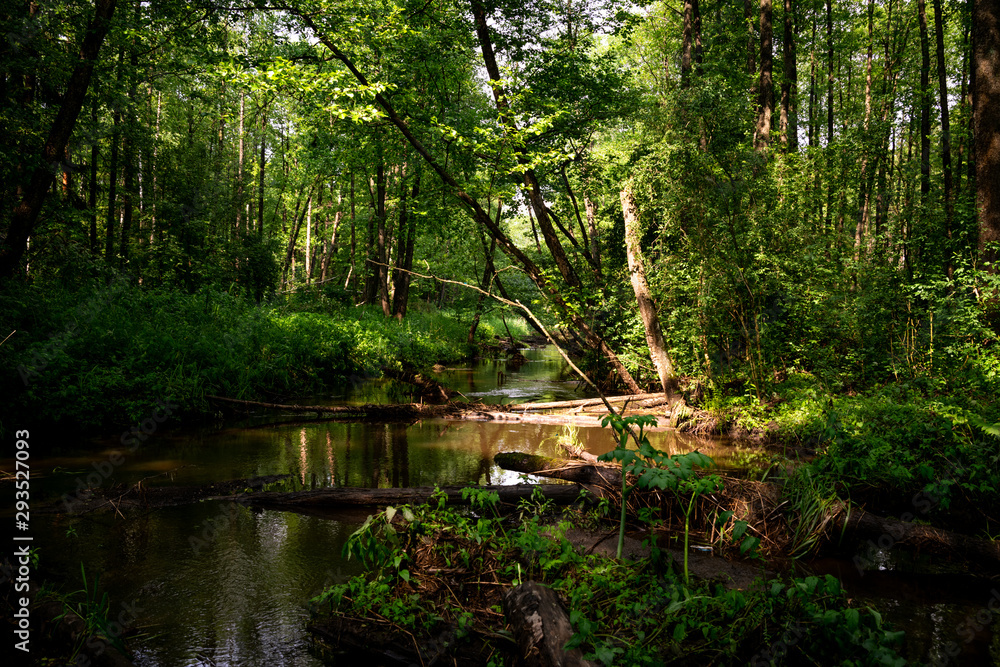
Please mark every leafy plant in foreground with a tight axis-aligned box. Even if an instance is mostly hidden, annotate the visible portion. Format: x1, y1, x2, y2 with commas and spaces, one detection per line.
598, 412, 734, 583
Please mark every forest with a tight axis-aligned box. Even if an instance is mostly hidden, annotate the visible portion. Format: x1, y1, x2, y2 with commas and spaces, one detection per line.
2, 0, 1000, 665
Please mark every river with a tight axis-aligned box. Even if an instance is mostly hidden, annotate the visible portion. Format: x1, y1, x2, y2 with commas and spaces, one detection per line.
5, 346, 997, 664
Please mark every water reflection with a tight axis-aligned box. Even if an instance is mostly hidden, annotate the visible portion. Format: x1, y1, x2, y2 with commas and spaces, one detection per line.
13, 342, 765, 666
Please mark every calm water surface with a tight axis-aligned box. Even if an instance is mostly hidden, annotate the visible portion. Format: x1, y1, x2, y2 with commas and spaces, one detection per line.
15, 346, 735, 666
8, 346, 988, 664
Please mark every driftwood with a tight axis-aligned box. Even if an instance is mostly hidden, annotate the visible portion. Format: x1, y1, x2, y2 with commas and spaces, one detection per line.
238, 483, 585, 512
503, 582, 595, 667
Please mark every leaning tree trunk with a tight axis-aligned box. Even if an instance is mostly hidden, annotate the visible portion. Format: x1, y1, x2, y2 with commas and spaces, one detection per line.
621, 183, 680, 406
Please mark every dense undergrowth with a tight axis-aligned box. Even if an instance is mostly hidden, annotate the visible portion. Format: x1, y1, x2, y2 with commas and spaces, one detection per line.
695, 367, 1000, 536
0, 278, 529, 439
310, 488, 905, 666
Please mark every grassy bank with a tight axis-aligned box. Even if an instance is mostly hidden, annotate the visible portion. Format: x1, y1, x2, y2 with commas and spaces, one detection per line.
0, 280, 529, 439
691, 370, 1000, 535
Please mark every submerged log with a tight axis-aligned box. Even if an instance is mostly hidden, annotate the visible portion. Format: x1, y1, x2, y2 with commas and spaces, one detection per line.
238, 483, 585, 512
46, 474, 294, 515
503, 582, 595, 667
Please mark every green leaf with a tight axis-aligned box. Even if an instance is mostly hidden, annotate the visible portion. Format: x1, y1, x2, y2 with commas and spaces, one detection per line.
732, 521, 748, 540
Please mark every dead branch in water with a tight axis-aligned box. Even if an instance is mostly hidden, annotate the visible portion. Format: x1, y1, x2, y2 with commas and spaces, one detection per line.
237, 483, 585, 512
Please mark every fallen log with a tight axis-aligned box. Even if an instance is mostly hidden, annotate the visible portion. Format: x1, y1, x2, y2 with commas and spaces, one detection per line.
470, 412, 606, 427
308, 615, 504, 666
207, 395, 655, 428
237, 483, 585, 512
381, 366, 458, 402
494, 452, 620, 498
46, 474, 293, 515
206, 394, 473, 419
503, 582, 595, 667
505, 393, 664, 412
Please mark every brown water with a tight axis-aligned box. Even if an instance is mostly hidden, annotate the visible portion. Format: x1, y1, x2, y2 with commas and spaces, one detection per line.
10, 346, 735, 666
8, 346, 992, 665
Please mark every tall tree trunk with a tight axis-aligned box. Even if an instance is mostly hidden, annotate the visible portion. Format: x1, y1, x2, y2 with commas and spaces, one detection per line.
780, 0, 798, 150
282, 190, 311, 287
120, 6, 139, 272
346, 171, 357, 291
755, 0, 774, 151
808, 13, 818, 147
621, 183, 677, 400
471, 0, 582, 291
150, 89, 162, 243
89, 96, 100, 254
237, 90, 245, 233
745, 0, 757, 76
561, 164, 591, 263
933, 0, 954, 277
321, 185, 342, 284
105, 67, 122, 264
258, 106, 266, 238
305, 196, 313, 284
584, 195, 601, 275
393, 167, 420, 320
693, 0, 703, 75
956, 22, 971, 200
682, 0, 695, 87
974, 0, 1000, 268
856, 0, 876, 258
826, 0, 834, 144
468, 224, 498, 343
918, 0, 932, 208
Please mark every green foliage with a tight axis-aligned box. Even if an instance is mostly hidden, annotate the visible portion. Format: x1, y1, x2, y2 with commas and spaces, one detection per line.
311, 489, 905, 666
38, 563, 133, 659
0, 280, 501, 435
598, 411, 727, 583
